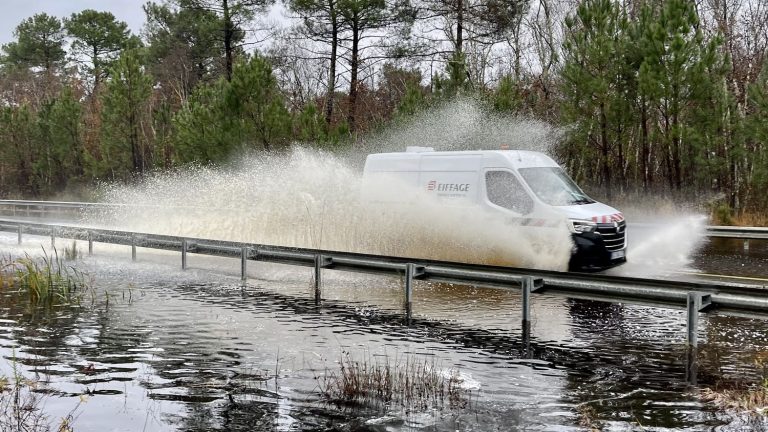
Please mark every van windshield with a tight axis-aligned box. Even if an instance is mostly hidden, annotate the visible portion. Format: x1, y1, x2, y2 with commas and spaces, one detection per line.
519, 167, 595, 206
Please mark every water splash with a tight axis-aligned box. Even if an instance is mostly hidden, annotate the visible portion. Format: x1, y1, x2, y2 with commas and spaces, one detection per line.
88, 98, 710, 274
607, 215, 708, 278
350, 97, 563, 165
91, 147, 572, 270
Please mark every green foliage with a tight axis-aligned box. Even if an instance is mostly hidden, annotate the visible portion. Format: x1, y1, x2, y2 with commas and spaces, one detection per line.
65, 9, 132, 86
178, 0, 275, 80
396, 81, 427, 118
560, 0, 631, 194
0, 250, 91, 307
492, 75, 522, 113
433, 51, 471, 98
1, 13, 66, 71
226, 55, 291, 149
744, 63, 768, 211
173, 55, 291, 163
34, 87, 85, 194
0, 106, 37, 196
172, 79, 233, 163
99, 49, 154, 180
293, 103, 326, 142
143, 1, 227, 88
292, 103, 349, 147
559, 0, 731, 200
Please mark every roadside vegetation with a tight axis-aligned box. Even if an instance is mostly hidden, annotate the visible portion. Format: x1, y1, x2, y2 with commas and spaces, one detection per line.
317, 351, 471, 411
0, 247, 92, 307
0, 361, 79, 432
0, 1, 767, 223
702, 352, 768, 424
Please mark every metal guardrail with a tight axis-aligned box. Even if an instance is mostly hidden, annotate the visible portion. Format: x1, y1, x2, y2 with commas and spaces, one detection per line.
706, 226, 768, 252
1, 218, 767, 342
707, 226, 768, 241
2, 200, 768, 240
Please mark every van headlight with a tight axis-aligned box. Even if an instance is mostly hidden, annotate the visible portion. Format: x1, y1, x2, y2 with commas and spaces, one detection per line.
568, 219, 597, 234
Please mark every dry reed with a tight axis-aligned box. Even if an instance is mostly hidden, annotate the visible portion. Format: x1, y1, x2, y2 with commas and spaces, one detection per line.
317, 351, 471, 411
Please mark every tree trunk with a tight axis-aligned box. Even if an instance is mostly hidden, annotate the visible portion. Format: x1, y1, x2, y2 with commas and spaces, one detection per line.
325, 0, 338, 125
92, 45, 100, 96
131, 111, 142, 174
600, 101, 612, 200
223, 0, 234, 81
640, 98, 649, 188
672, 113, 682, 190
456, 0, 463, 55
347, 12, 359, 133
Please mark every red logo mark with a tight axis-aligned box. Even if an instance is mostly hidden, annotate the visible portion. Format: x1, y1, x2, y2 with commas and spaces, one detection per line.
427, 180, 436, 191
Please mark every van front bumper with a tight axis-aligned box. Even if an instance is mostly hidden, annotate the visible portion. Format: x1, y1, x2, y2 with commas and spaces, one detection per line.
568, 232, 626, 271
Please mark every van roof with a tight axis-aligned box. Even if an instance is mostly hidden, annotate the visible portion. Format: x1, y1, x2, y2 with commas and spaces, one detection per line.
365, 149, 560, 170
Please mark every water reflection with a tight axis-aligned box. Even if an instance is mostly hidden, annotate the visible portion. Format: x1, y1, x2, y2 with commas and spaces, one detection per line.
0, 253, 765, 430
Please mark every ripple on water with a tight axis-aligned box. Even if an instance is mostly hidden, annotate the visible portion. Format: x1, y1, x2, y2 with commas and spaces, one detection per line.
0, 254, 761, 430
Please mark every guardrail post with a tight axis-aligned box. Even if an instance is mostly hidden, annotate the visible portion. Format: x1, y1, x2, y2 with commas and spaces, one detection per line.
50, 229, 55, 248
405, 263, 415, 318
522, 276, 533, 323
687, 293, 699, 347
241, 247, 249, 281
181, 239, 188, 270
402, 264, 425, 319
17, 225, 22, 245
521, 276, 533, 358
131, 235, 137, 262
314, 255, 323, 304
88, 231, 93, 256
521, 277, 543, 357
686, 292, 712, 348
684, 291, 711, 384
744, 239, 750, 252
313, 255, 334, 304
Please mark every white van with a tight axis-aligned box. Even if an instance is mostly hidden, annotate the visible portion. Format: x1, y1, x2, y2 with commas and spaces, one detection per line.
362, 147, 627, 271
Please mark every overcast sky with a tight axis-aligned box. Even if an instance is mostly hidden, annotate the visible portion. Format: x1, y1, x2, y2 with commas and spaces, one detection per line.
0, 0, 148, 45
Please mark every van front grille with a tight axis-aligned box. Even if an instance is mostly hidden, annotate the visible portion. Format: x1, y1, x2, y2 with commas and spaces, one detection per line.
596, 221, 627, 252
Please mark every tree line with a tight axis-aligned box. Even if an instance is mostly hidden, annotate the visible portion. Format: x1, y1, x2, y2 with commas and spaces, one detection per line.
0, 0, 766, 221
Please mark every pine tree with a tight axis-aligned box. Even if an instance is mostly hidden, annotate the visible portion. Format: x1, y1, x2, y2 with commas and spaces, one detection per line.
34, 87, 84, 194
99, 49, 153, 180
173, 55, 291, 163
1, 13, 66, 72
744, 63, 768, 211
560, 0, 631, 199
65, 10, 132, 92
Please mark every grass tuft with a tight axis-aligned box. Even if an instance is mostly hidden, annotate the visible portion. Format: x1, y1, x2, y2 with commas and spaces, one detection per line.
0, 248, 92, 307
702, 351, 768, 418
63, 241, 80, 261
701, 384, 768, 415
317, 351, 471, 411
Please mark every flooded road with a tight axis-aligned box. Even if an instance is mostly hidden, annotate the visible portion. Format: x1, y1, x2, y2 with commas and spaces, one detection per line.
694, 237, 768, 281
0, 232, 767, 431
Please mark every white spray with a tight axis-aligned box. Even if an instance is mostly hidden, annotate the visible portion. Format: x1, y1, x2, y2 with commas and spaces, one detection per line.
87, 100, 577, 270
88, 98, 706, 274
92, 147, 572, 270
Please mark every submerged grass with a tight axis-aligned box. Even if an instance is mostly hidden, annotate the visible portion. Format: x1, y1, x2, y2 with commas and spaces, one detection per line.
0, 248, 92, 307
702, 351, 768, 420
0, 354, 79, 431
317, 351, 471, 412
701, 382, 768, 417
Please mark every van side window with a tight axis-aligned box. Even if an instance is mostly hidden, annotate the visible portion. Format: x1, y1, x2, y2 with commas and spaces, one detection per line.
485, 170, 533, 214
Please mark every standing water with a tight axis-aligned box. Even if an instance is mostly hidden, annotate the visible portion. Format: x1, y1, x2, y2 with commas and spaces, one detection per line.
1, 100, 763, 430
